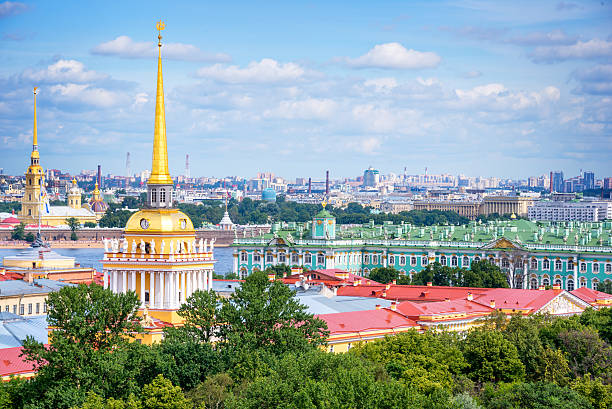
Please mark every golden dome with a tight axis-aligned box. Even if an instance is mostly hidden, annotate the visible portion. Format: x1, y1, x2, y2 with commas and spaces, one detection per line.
125, 208, 195, 235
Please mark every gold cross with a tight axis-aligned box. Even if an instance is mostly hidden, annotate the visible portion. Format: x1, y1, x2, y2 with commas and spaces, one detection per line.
156, 20, 165, 33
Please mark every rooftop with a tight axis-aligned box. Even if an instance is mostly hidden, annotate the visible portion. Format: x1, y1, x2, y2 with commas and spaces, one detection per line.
0, 279, 74, 297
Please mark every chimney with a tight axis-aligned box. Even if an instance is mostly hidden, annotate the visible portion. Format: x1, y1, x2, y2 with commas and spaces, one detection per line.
353, 281, 358, 287
538, 285, 545, 291
325, 170, 329, 196
382, 291, 387, 298
467, 292, 473, 301
490, 300, 496, 308
426, 281, 433, 287
308, 177, 312, 195
267, 273, 275, 281
390, 301, 397, 311
97, 165, 101, 188
392, 279, 397, 285
375, 304, 381, 310
552, 283, 561, 290
385, 283, 391, 290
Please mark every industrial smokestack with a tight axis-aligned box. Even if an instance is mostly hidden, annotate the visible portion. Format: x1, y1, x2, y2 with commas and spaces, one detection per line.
325, 170, 329, 196
97, 165, 101, 188
308, 177, 312, 195
126, 152, 131, 178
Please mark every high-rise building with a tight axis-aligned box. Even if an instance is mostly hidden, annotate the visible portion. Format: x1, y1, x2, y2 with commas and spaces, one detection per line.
551, 171, 564, 193
604, 178, 612, 190
583, 171, 595, 190
363, 167, 380, 188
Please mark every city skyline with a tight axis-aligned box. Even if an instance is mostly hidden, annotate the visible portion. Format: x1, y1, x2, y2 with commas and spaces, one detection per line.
1, 1, 611, 178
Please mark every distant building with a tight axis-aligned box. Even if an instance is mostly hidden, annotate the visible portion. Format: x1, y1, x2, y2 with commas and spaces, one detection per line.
604, 178, 612, 190
412, 200, 480, 219
261, 188, 277, 202
363, 167, 380, 188
0, 279, 73, 317
551, 171, 564, 193
583, 171, 595, 190
528, 201, 604, 222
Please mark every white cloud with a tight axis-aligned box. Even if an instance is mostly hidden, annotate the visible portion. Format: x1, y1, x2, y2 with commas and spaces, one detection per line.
572, 64, 612, 95
454, 83, 560, 111
0, 1, 26, 18
197, 58, 306, 83
344, 43, 441, 69
507, 29, 577, 46
92, 36, 231, 62
49, 83, 123, 108
21, 60, 107, 83
363, 77, 398, 93
264, 98, 337, 120
530, 38, 612, 63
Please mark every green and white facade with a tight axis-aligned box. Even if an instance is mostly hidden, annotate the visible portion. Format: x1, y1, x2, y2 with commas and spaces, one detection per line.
232, 212, 612, 290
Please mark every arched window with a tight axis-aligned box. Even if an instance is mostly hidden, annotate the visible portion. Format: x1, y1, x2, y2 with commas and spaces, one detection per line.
530, 278, 538, 289
531, 258, 538, 269
606, 264, 612, 273
400, 256, 406, 265
266, 253, 273, 263
160, 188, 166, 203
543, 259, 550, 270
304, 253, 312, 264
567, 279, 574, 291
580, 263, 587, 272
474, 256, 481, 262
291, 253, 299, 264
462, 256, 469, 267
411, 256, 417, 266
253, 253, 261, 263
278, 253, 286, 264
579, 277, 587, 288
502, 258, 510, 268
389, 255, 395, 265
568, 259, 574, 270
592, 278, 599, 290
372, 255, 378, 264
440, 256, 447, 266
240, 252, 248, 262
451, 256, 458, 267
422, 256, 428, 265
542, 277, 550, 287
554, 278, 562, 287
317, 253, 325, 264
594, 263, 600, 273
151, 188, 157, 203
555, 260, 562, 270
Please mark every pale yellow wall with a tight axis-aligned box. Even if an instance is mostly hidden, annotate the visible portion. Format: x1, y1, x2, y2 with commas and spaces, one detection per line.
0, 293, 48, 316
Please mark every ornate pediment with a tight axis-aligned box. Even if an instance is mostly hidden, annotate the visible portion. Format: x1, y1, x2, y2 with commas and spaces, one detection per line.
267, 235, 293, 247
540, 293, 590, 315
481, 237, 524, 251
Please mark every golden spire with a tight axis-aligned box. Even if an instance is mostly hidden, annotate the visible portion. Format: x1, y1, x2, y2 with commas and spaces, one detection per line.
33, 87, 38, 149
147, 20, 173, 186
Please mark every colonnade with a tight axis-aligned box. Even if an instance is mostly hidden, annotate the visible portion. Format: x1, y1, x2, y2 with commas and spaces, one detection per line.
103, 269, 214, 309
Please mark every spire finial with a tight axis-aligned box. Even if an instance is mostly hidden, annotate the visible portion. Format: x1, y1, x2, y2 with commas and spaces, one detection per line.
148, 20, 173, 186
33, 87, 38, 150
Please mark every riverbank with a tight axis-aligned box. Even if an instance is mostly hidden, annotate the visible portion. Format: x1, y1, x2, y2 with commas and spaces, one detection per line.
0, 241, 104, 249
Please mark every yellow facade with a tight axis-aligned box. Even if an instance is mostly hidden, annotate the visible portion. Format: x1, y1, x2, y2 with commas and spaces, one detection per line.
0, 292, 48, 317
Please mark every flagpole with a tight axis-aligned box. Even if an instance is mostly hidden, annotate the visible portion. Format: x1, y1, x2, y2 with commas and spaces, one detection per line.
38, 177, 42, 236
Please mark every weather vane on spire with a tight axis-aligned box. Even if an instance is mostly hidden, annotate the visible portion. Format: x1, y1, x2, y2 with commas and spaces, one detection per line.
33, 86, 38, 95
156, 20, 165, 46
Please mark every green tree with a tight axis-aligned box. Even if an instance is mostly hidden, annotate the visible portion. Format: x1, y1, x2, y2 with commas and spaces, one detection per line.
482, 382, 591, 409
579, 307, 612, 345
557, 328, 612, 381
84, 222, 97, 228
24, 232, 35, 242
217, 270, 328, 356
140, 375, 190, 409
66, 217, 80, 240
461, 329, 525, 383
185, 373, 233, 409
165, 289, 218, 343
598, 281, 612, 295
570, 375, 612, 409
11, 222, 25, 241
368, 267, 400, 284
263, 264, 290, 278
463, 260, 509, 288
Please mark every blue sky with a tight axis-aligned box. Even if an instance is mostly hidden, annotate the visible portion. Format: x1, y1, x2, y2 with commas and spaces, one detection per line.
1, 0, 611, 180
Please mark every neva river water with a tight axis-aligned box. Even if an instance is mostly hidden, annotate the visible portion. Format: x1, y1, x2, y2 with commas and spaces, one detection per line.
0, 246, 235, 276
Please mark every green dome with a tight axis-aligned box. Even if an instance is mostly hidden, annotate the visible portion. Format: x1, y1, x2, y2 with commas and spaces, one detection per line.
315, 209, 334, 219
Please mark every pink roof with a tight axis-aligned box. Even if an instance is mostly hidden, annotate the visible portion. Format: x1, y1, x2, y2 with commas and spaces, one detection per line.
472, 288, 564, 313
316, 308, 418, 334
571, 287, 612, 305
0, 347, 38, 378
397, 299, 494, 319
284, 269, 381, 286
337, 284, 489, 301
1, 217, 20, 224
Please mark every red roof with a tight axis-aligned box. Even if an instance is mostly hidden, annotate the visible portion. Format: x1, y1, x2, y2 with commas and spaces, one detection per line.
471, 288, 565, 313
337, 284, 489, 301
1, 217, 20, 224
316, 308, 418, 334
0, 271, 25, 281
571, 287, 612, 305
397, 299, 494, 319
0, 347, 38, 378
283, 269, 381, 286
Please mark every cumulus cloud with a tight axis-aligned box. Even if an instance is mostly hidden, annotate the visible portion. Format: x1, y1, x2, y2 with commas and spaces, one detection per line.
197, 59, 306, 83
264, 98, 337, 120
49, 83, 124, 108
0, 1, 26, 18
21, 59, 107, 83
530, 38, 612, 63
92, 36, 231, 62
572, 64, 612, 95
507, 29, 577, 46
343, 43, 441, 69
363, 77, 398, 93
454, 83, 560, 111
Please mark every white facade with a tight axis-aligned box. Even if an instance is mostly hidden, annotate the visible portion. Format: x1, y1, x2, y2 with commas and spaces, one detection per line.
528, 201, 603, 222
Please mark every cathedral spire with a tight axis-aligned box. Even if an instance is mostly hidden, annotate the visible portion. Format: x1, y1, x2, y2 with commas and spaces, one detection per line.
30, 87, 40, 167
147, 20, 173, 186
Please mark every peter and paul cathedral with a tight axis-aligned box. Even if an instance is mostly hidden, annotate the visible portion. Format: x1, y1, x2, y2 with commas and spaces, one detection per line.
102, 22, 216, 333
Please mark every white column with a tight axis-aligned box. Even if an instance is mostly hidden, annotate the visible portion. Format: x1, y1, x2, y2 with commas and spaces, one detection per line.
131, 271, 136, 293
203, 269, 208, 292
208, 269, 213, 291
122, 271, 128, 294
112, 270, 117, 293
233, 253, 238, 275
186, 271, 191, 299
103, 270, 108, 289
150, 272, 155, 308
159, 271, 165, 309
198, 270, 203, 290
180, 272, 186, 304
172, 272, 178, 308
194, 269, 199, 292
140, 271, 146, 307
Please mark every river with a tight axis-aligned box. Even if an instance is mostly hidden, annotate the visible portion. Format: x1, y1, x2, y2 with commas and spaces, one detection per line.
0, 246, 235, 276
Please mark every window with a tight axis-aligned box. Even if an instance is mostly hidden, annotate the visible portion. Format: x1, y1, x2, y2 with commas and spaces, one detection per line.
160, 189, 166, 203
463, 256, 470, 267
27, 303, 32, 314
364, 255, 369, 264
4, 305, 8, 312
440, 256, 447, 266
400, 256, 406, 265
422, 256, 428, 265
502, 258, 510, 268
266, 254, 273, 263
530, 278, 538, 289
531, 259, 538, 269
411, 256, 417, 266
542, 277, 550, 286
240, 252, 248, 262
389, 255, 395, 265
594, 263, 600, 273
567, 280, 574, 291
580, 277, 587, 288
329, 345, 334, 353
43, 303, 47, 313
19, 304, 24, 315
291, 254, 299, 264
254, 253, 261, 263
568, 260, 574, 270
580, 263, 587, 272
151, 188, 157, 202
554, 279, 562, 287
543, 259, 550, 270
305, 253, 312, 264
555, 260, 562, 270
28, 209, 31, 216
451, 256, 458, 267
278, 253, 286, 264
317, 253, 325, 265
13, 305, 17, 314
474, 256, 481, 262
372, 255, 378, 264
607, 264, 612, 273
